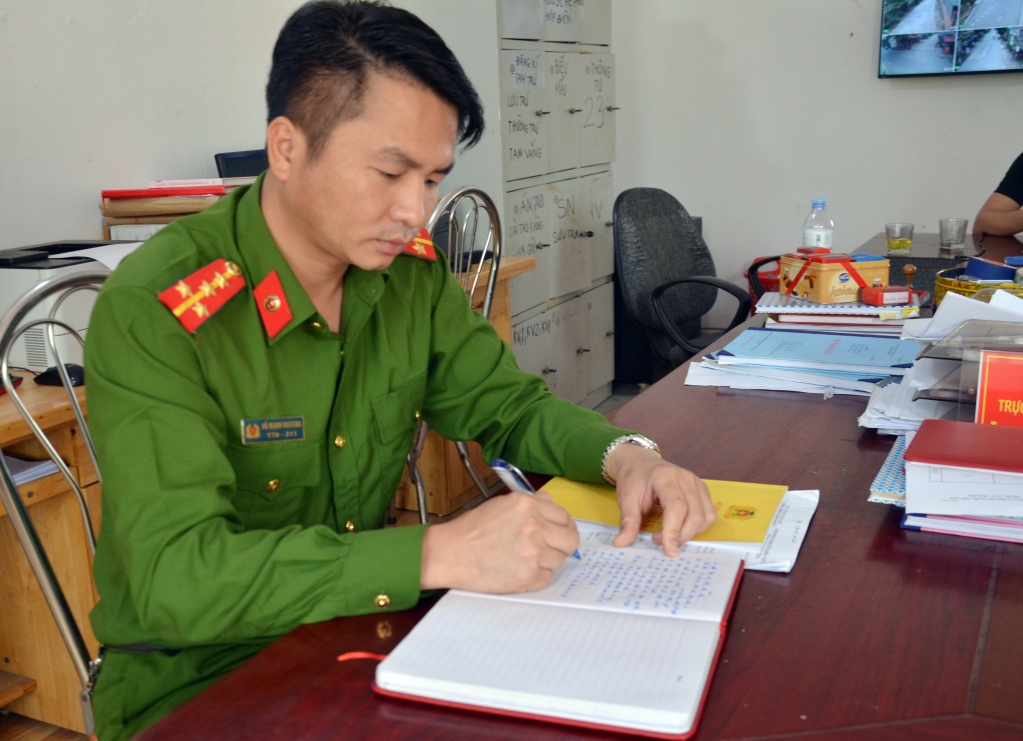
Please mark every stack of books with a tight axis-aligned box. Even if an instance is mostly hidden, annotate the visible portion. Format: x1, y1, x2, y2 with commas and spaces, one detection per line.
900, 420, 1023, 544
100, 177, 255, 241
685, 325, 922, 396
755, 291, 919, 336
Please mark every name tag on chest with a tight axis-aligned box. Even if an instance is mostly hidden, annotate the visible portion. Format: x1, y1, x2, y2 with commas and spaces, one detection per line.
240, 416, 306, 444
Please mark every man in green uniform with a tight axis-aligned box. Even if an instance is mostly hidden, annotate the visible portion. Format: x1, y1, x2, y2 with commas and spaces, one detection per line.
85, 2, 716, 738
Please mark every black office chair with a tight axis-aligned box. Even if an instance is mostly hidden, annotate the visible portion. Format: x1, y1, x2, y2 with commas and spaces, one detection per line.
613, 188, 750, 369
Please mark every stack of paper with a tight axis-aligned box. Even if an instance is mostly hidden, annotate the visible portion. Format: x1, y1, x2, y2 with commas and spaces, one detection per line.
3, 454, 60, 486
542, 477, 819, 573
756, 292, 918, 336
686, 326, 921, 397
859, 289, 1023, 434
899, 420, 1023, 544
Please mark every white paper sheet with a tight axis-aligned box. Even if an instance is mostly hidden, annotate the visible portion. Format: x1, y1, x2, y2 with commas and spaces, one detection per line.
56, 242, 144, 271
916, 291, 1023, 340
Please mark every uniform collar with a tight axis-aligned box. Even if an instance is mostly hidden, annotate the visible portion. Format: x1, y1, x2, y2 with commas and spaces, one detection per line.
235, 174, 389, 346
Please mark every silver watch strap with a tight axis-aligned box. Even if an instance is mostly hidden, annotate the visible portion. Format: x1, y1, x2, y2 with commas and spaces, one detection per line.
601, 434, 661, 485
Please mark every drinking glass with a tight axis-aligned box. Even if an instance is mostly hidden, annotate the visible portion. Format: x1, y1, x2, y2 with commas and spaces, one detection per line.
885, 223, 913, 254
939, 218, 968, 249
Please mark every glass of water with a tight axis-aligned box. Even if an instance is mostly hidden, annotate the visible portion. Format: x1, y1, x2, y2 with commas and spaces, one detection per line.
939, 218, 968, 249
885, 223, 914, 254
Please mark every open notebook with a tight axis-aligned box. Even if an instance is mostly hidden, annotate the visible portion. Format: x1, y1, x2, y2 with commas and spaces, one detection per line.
375, 523, 744, 739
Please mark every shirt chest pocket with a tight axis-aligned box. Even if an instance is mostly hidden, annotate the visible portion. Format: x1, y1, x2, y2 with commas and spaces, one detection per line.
225, 439, 324, 529
370, 372, 427, 450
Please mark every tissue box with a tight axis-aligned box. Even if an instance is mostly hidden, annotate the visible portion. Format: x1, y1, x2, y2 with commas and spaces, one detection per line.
779, 253, 889, 304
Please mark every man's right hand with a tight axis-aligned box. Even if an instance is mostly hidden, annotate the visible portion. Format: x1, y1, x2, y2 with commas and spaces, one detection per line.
419, 491, 579, 593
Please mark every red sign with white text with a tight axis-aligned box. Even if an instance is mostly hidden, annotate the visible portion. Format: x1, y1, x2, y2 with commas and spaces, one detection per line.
976, 351, 1023, 428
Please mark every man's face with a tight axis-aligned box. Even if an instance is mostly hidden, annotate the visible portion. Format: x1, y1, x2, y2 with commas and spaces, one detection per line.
283, 72, 458, 271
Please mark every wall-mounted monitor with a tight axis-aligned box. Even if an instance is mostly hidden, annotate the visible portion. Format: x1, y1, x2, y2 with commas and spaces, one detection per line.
880, 0, 1023, 77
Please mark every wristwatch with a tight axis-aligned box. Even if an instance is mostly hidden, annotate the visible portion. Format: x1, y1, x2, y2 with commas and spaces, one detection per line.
601, 434, 661, 486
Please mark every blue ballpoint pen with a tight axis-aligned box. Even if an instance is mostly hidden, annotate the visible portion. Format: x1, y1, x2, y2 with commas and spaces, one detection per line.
489, 459, 581, 559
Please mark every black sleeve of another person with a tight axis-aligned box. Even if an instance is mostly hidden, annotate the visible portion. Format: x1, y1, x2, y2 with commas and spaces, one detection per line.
994, 152, 1023, 207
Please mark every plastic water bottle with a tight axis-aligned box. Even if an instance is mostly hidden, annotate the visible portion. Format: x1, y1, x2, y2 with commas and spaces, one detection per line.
802, 199, 834, 250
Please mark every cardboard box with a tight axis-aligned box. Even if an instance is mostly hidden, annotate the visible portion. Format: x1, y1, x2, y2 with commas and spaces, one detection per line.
779, 253, 889, 304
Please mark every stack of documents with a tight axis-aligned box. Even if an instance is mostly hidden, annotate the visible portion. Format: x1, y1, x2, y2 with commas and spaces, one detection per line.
543, 477, 819, 573
899, 420, 1023, 544
686, 326, 921, 397
756, 292, 918, 336
3, 454, 60, 486
859, 289, 1023, 434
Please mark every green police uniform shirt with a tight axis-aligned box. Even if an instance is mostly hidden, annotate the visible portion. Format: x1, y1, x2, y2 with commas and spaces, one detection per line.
86, 175, 632, 740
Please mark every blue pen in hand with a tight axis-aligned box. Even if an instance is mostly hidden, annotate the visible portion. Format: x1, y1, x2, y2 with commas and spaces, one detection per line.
490, 459, 581, 559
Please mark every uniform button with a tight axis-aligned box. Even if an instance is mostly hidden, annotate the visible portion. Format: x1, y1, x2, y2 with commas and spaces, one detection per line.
266, 479, 280, 492
311, 321, 322, 329
264, 295, 282, 312
345, 520, 356, 532
339, 350, 345, 358
415, 410, 421, 421
334, 435, 346, 448
375, 594, 391, 609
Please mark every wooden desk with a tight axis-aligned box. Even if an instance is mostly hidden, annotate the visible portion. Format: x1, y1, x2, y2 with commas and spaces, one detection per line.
134, 317, 1023, 741
0, 383, 100, 733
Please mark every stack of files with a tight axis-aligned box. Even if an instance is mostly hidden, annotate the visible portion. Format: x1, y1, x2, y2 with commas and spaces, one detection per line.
900, 420, 1023, 544
100, 185, 227, 241
755, 291, 918, 335
3, 454, 60, 486
542, 476, 819, 573
857, 360, 956, 434
376, 531, 744, 739
861, 289, 1023, 433
686, 326, 920, 397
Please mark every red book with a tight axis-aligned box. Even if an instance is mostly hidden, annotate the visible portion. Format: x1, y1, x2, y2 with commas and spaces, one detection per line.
101, 186, 227, 199
905, 419, 1023, 474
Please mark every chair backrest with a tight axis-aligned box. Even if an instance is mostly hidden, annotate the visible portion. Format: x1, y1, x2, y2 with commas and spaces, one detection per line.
427, 187, 502, 319
0, 269, 108, 733
613, 187, 718, 329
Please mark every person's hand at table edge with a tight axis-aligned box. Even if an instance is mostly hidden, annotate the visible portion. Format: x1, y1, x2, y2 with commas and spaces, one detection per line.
606, 444, 716, 557
420, 491, 580, 592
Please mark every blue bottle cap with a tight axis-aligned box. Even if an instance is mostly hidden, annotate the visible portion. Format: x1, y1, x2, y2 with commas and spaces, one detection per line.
812, 199, 827, 209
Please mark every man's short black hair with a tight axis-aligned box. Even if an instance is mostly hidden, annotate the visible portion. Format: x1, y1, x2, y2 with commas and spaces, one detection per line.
267, 0, 484, 157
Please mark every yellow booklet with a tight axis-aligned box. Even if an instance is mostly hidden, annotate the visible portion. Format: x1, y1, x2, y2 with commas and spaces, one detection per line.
542, 477, 787, 544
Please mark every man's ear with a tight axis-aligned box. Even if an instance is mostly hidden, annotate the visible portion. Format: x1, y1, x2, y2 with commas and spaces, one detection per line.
266, 116, 306, 183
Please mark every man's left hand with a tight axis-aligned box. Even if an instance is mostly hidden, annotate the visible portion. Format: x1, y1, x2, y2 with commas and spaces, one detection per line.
604, 444, 716, 557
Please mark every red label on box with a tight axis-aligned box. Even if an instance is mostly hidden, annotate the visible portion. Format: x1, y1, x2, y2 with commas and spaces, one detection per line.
976, 351, 1023, 428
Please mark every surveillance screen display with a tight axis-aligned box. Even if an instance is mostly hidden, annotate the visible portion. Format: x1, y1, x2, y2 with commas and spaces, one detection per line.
880, 0, 1023, 77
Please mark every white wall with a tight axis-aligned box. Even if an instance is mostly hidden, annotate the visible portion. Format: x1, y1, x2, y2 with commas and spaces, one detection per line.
613, 1, 1023, 329
0, 0, 501, 253
0, 1, 300, 251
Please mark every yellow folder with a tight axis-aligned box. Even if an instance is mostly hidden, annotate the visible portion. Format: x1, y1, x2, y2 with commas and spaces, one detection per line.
542, 477, 787, 544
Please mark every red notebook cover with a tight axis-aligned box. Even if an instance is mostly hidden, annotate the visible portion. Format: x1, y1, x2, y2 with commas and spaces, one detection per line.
373, 562, 744, 740
101, 186, 227, 199
904, 419, 1023, 474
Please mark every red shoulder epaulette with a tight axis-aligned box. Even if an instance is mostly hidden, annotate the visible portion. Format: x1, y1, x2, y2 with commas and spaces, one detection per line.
157, 258, 246, 333
400, 229, 438, 261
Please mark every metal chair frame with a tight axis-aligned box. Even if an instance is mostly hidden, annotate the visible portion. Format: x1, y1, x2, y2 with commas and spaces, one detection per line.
0, 270, 109, 734
404, 187, 504, 524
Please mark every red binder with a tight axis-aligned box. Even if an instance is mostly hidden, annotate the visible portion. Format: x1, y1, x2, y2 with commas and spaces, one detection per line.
905, 419, 1023, 474
101, 186, 227, 199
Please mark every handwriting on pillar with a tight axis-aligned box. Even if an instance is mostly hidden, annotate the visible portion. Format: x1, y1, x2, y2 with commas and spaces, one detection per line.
504, 52, 545, 165
545, 0, 584, 28
508, 190, 546, 257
